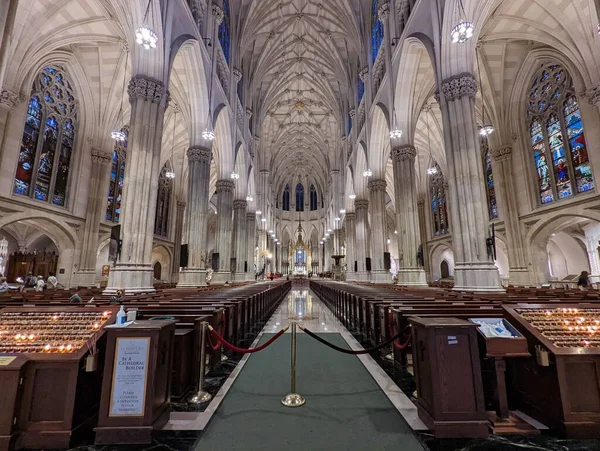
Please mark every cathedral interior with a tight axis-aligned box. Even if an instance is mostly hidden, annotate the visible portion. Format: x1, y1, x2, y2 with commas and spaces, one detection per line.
2, 0, 600, 450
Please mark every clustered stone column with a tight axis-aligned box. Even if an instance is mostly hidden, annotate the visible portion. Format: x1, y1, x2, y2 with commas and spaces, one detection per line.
245, 212, 256, 281
440, 73, 502, 291
171, 199, 186, 282
76, 148, 113, 284
178, 146, 212, 287
105, 75, 168, 293
213, 179, 235, 284
354, 199, 370, 281
368, 179, 391, 283
417, 198, 430, 280
392, 145, 427, 286
232, 199, 247, 282
345, 212, 357, 281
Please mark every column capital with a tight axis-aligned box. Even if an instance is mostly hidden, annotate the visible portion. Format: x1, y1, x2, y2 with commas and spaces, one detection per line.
0, 88, 23, 110
355, 199, 369, 210
260, 169, 270, 176
233, 67, 242, 83
441, 72, 477, 102
91, 148, 112, 165
128, 75, 166, 104
212, 4, 224, 25
233, 199, 247, 210
359, 66, 369, 82
330, 169, 340, 176
246, 212, 256, 221
187, 146, 212, 164
377, 0, 390, 21
344, 212, 356, 220
216, 179, 235, 193
177, 199, 186, 211
491, 145, 512, 162
585, 84, 600, 107
391, 145, 416, 162
368, 179, 387, 191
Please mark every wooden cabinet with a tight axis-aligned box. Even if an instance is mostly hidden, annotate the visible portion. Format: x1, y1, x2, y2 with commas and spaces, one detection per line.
410, 317, 489, 438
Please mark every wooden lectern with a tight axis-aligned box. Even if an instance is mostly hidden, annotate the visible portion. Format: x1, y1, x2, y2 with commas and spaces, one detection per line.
95, 320, 176, 445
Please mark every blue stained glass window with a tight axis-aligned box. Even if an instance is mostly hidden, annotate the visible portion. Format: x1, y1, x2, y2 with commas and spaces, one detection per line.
14, 97, 42, 196
358, 76, 365, 104
481, 142, 498, 219
219, 0, 231, 63
283, 184, 290, 211
34, 116, 59, 201
371, 0, 384, 64
296, 184, 304, 212
563, 94, 594, 194
310, 185, 318, 211
52, 119, 75, 206
429, 162, 448, 236
106, 128, 128, 222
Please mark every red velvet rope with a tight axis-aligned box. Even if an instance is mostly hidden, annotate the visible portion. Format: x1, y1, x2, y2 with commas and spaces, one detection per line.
208, 325, 288, 354
388, 311, 412, 350
207, 311, 227, 351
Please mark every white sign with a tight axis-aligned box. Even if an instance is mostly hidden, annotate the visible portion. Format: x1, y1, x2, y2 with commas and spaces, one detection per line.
109, 337, 150, 417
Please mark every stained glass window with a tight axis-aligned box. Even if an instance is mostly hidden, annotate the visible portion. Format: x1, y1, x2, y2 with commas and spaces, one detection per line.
527, 63, 594, 204
14, 67, 78, 206
429, 162, 449, 236
371, 0, 384, 64
219, 0, 231, 63
154, 163, 173, 238
283, 184, 290, 211
481, 140, 498, 219
106, 128, 128, 222
296, 183, 304, 212
310, 185, 318, 211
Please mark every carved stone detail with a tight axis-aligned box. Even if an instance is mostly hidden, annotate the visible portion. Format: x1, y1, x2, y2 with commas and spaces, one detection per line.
260, 170, 269, 176
349, 108, 356, 118
233, 68, 242, 83
216, 179, 235, 193
368, 179, 387, 191
378, 0, 390, 21
441, 73, 477, 102
586, 84, 600, 107
417, 198, 425, 209
233, 200, 247, 210
246, 108, 253, 118
128, 75, 165, 104
391, 145, 416, 162
354, 199, 369, 209
344, 212, 356, 221
0, 89, 22, 109
491, 146, 512, 162
359, 67, 369, 82
187, 146, 212, 164
212, 4, 224, 25
330, 169, 340, 176
91, 148, 112, 166
177, 200, 186, 210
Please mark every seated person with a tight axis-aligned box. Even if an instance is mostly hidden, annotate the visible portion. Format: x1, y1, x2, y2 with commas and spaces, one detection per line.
69, 291, 82, 303
35, 276, 45, 292
47, 272, 59, 289
110, 289, 124, 304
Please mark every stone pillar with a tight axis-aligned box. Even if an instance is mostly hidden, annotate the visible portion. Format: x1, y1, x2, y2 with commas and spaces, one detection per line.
354, 199, 370, 281
345, 212, 357, 281
246, 212, 256, 281
417, 198, 431, 282
368, 179, 391, 283
491, 145, 531, 285
0, 88, 21, 170
212, 179, 235, 284
178, 146, 212, 287
105, 75, 168, 294
232, 199, 247, 282
171, 199, 186, 282
440, 73, 502, 291
392, 145, 427, 285
75, 148, 113, 285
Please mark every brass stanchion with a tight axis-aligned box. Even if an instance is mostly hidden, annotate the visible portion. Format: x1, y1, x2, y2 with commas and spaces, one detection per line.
188, 321, 213, 404
281, 321, 305, 407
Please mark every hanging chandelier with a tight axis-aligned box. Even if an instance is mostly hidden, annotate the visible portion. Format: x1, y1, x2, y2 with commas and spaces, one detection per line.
246, 195, 254, 202
111, 129, 126, 141
479, 124, 494, 137
202, 129, 215, 141
451, 20, 474, 44
389, 128, 402, 139
363, 169, 372, 177
427, 167, 438, 175
135, 25, 158, 50
230, 172, 240, 180
349, 194, 356, 200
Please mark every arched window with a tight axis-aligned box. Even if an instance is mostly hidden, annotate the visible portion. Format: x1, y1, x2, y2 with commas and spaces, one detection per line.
296, 183, 304, 211
154, 163, 173, 237
106, 127, 128, 222
429, 162, 449, 236
219, 0, 231, 63
371, 0, 384, 63
283, 184, 290, 211
14, 67, 78, 206
481, 139, 498, 219
310, 184, 318, 211
527, 63, 594, 204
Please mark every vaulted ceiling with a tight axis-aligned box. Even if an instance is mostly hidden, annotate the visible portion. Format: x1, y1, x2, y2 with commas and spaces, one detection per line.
240, 0, 362, 195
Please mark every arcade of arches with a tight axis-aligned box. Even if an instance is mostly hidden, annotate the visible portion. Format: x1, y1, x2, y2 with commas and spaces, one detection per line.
1, 0, 600, 291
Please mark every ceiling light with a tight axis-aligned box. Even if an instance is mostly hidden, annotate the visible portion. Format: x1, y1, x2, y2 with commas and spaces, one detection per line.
269, 230, 273, 234
230, 172, 240, 180
202, 129, 215, 141
363, 169, 372, 177
394, 230, 398, 234
451, 20, 474, 44
340, 209, 346, 214
246, 196, 254, 202
111, 129, 126, 142
327, 229, 332, 232
256, 210, 261, 215
335, 217, 341, 221
427, 167, 438, 175
479, 124, 495, 137
389, 128, 402, 139
387, 239, 391, 244
349, 194, 356, 200
135, 25, 158, 50
261, 218, 267, 222
165, 171, 175, 179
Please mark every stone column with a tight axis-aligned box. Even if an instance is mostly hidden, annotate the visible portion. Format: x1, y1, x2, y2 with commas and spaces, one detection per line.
75, 148, 113, 285
245, 212, 256, 281
439, 73, 502, 291
491, 145, 531, 285
105, 75, 168, 294
212, 179, 235, 284
392, 145, 427, 285
417, 198, 430, 282
171, 199, 186, 282
0, 88, 21, 170
178, 146, 212, 287
354, 199, 370, 281
368, 179, 392, 283
232, 199, 247, 282
345, 212, 357, 281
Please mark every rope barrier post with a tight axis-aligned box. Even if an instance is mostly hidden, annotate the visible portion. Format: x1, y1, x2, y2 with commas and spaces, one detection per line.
188, 321, 213, 404
219, 308, 228, 362
281, 321, 305, 407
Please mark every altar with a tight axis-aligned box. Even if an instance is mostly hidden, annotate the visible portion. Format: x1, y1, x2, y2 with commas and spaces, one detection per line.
290, 214, 311, 276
